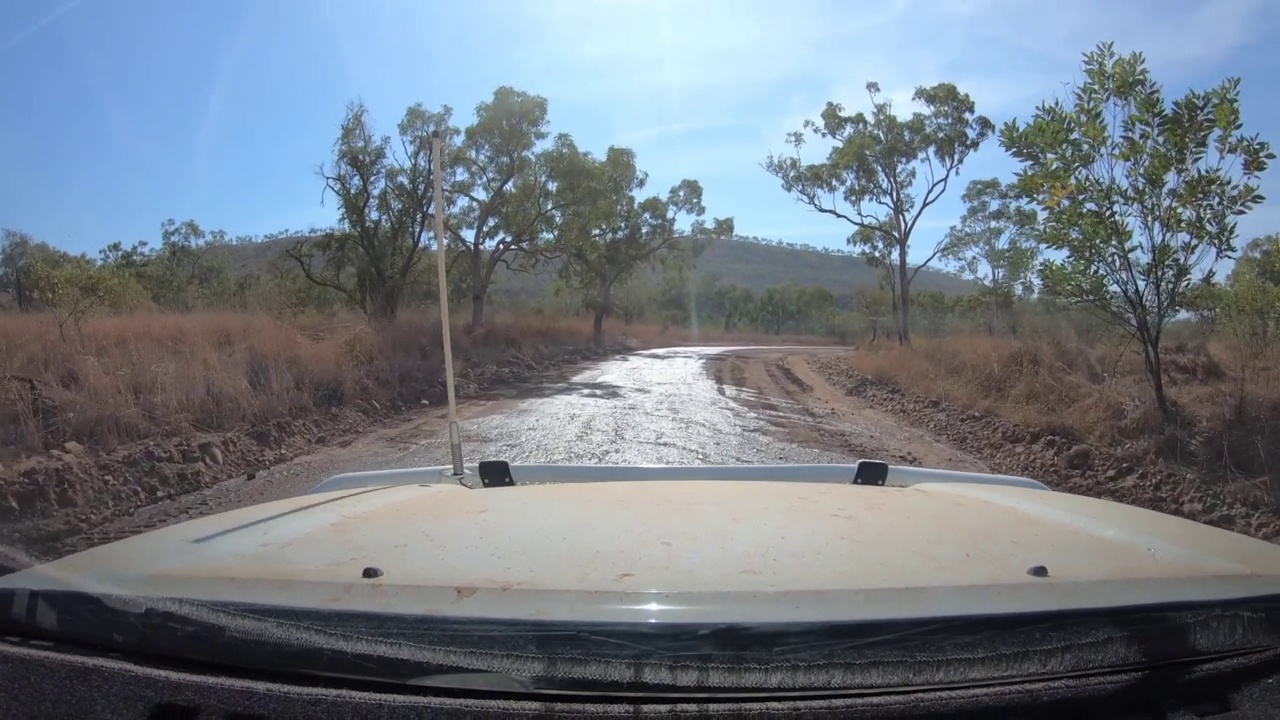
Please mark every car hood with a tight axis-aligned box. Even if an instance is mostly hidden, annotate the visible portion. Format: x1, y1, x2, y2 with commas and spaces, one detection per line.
4, 478, 1280, 624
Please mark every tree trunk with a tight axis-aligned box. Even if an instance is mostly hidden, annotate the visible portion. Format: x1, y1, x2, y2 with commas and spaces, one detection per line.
15, 276, 31, 311
1151, 352, 1169, 418
370, 285, 399, 324
1138, 330, 1170, 419
592, 282, 613, 346
469, 250, 486, 328
897, 244, 911, 346
592, 308, 605, 345
470, 291, 486, 328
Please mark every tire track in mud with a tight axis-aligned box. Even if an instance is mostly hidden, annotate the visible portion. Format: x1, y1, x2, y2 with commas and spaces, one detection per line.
713, 354, 749, 397
707, 350, 986, 472
774, 357, 814, 394
764, 356, 808, 400
757, 356, 825, 424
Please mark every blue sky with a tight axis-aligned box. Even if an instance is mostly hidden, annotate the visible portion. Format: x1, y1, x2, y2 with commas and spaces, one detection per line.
4, 0, 1280, 267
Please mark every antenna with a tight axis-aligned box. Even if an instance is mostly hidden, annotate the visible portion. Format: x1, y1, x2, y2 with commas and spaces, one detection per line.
431, 129, 466, 480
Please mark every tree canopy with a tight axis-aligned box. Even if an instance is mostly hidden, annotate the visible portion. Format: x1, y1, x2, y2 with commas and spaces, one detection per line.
285, 101, 455, 322
764, 81, 994, 344
1000, 41, 1274, 416
943, 178, 1041, 333
555, 146, 734, 344
446, 87, 584, 327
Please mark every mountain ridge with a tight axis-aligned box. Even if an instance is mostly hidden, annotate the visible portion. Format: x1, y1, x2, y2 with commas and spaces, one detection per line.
214, 233, 976, 301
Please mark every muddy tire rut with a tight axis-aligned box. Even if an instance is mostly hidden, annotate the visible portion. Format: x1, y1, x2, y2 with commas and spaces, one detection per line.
707, 350, 985, 472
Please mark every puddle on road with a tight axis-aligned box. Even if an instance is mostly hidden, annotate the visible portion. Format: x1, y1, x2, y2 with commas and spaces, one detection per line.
455, 350, 851, 467
325, 348, 861, 472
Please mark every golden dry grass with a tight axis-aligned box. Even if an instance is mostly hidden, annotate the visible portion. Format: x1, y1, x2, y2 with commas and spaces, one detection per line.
0, 310, 592, 459
0, 310, 835, 461
848, 332, 1280, 480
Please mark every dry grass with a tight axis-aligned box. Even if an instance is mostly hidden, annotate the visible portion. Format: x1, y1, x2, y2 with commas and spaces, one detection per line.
0, 310, 596, 460
848, 332, 1280, 481
0, 310, 831, 462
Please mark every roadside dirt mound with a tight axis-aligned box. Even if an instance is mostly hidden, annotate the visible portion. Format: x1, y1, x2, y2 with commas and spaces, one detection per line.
0, 344, 617, 555
809, 355, 1280, 544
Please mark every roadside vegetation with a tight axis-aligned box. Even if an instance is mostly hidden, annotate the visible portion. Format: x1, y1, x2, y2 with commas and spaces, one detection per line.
790, 43, 1278, 494
1, 41, 1277, 507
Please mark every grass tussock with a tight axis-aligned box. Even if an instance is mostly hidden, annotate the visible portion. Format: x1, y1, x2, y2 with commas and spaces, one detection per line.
849, 332, 1280, 481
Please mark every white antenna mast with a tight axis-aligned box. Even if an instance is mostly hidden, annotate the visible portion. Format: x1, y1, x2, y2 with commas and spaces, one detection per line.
431, 129, 466, 479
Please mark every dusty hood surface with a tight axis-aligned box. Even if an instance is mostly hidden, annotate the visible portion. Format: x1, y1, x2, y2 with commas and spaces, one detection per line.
5, 478, 1280, 624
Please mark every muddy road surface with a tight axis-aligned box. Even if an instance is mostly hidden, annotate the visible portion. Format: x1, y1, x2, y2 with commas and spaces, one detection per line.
64, 346, 982, 552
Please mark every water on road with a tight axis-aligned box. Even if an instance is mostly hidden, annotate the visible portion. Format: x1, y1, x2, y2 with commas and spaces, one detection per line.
439, 346, 847, 466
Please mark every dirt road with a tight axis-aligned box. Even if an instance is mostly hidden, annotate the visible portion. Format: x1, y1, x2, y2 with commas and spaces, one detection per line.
61, 346, 982, 553
708, 348, 985, 472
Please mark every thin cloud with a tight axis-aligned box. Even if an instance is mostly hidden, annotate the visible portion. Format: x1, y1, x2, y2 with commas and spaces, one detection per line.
2, 0, 80, 50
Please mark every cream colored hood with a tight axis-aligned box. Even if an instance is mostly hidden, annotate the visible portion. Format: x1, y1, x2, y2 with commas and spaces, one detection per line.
4, 464, 1280, 625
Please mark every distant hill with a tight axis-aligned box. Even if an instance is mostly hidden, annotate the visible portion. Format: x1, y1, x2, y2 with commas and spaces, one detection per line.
214, 233, 975, 300
693, 236, 974, 296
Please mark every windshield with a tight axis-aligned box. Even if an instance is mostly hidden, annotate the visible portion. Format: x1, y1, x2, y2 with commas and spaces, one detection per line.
2, 0, 1280, 716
